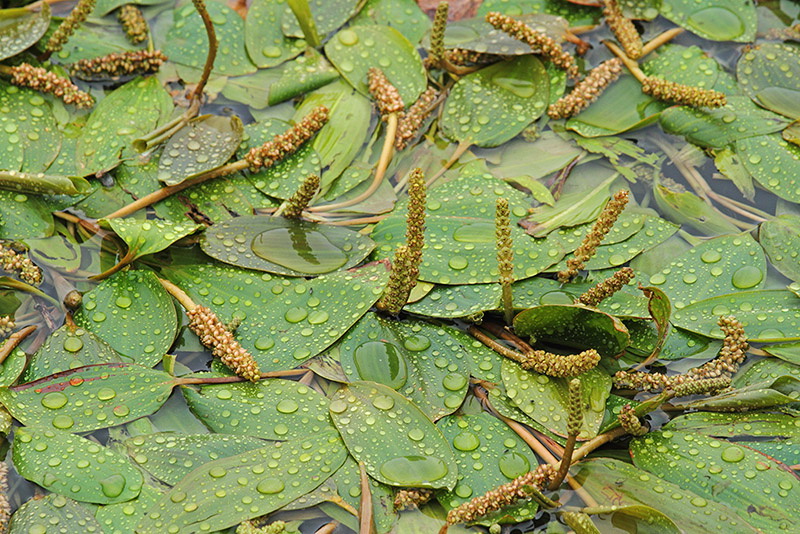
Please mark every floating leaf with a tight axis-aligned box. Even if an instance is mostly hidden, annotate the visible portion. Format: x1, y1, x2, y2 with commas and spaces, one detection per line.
501, 360, 611, 439
422, 171, 531, 220
335, 312, 469, 420
737, 133, 800, 203
521, 176, 616, 237
441, 13, 567, 56
0, 190, 53, 239
404, 283, 502, 319
437, 413, 540, 524
14, 426, 143, 504
329, 381, 458, 489
631, 430, 800, 532
245, 0, 305, 68
659, 0, 756, 42
676, 375, 800, 412
0, 363, 175, 432
759, 215, 800, 282
351, 0, 430, 44
200, 216, 375, 275
22, 325, 121, 381
512, 276, 649, 318
73, 270, 179, 364
95, 485, 163, 534
136, 430, 347, 533
737, 42, 800, 119
281, 0, 359, 39
476, 0, 600, 26
125, 433, 267, 485
325, 24, 426, 106
763, 342, 800, 365
0, 82, 61, 173
672, 289, 800, 342
666, 411, 800, 439
653, 179, 741, 235
102, 218, 203, 262
9, 494, 103, 534
441, 56, 549, 147
331, 455, 397, 533
76, 77, 173, 175
157, 115, 244, 185
181, 377, 333, 440
0, 4, 51, 61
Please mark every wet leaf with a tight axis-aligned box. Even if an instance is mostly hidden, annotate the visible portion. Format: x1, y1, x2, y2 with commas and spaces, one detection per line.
653, 179, 741, 235
200, 216, 375, 275
512, 276, 649, 318
476, 0, 600, 26
676, 375, 800, 412
441, 56, 550, 147
759, 215, 800, 282
181, 377, 333, 440
158, 115, 244, 185
737, 133, 800, 203
245, 0, 306, 68
23, 324, 121, 381
73, 270, 179, 364
404, 283, 502, 319
672, 289, 800, 342
521, 176, 616, 237
737, 42, 800, 119
763, 342, 800, 365
659, 0, 756, 42
437, 413, 540, 524
95, 484, 163, 534
329, 381, 457, 489
9, 494, 103, 534
631, 430, 800, 532
136, 430, 347, 533
14, 426, 143, 504
102, 218, 203, 261
0, 190, 54, 239
0, 363, 175, 432
125, 433, 267, 484
422, 171, 532, 220
440, 12, 568, 56
331, 455, 397, 533
0, 4, 51, 61
48, 20, 137, 63
281, 0, 359, 38
351, 0, 430, 44
325, 24, 426, 106
666, 411, 800, 440
335, 312, 469, 420
0, 82, 61, 173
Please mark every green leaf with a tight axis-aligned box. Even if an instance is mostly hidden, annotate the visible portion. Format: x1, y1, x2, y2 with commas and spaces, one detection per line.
329, 381, 458, 489
512, 276, 649, 319
0, 363, 175, 432
764, 342, 800, 365
737, 42, 800, 119
157, 115, 244, 186
0, 190, 53, 239
653, 179, 741, 235
672, 289, 800, 342
631, 430, 800, 532
48, 19, 138, 63
759, 215, 800, 282
95, 484, 163, 534
737, 133, 800, 203
245, 0, 305, 68
76, 77, 173, 175
351, 0, 430, 44
0, 170, 89, 196
22, 324, 121, 381
73, 270, 179, 364
0, 347, 26, 387
437, 413, 540, 524
476, 0, 600, 26
501, 359, 611, 438
422, 171, 532, 220
181, 377, 333, 440
281, 0, 359, 39
0, 82, 61, 173
136, 430, 347, 533
441, 13, 568, 56
125, 433, 267, 484
335, 312, 470, 420
659, 0, 756, 42
10, 494, 104, 533
14, 426, 143, 504
102, 218, 203, 261
200, 215, 375, 275
441, 56, 550, 147
676, 375, 800, 412
666, 411, 800, 439
325, 24, 426, 106
404, 283, 502, 319
521, 175, 616, 237
0, 4, 50, 61
643, 45, 722, 87
331, 455, 397, 533
639, 286, 671, 362
165, 1, 256, 76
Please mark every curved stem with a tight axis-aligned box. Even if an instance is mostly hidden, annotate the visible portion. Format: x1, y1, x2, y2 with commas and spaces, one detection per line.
0, 325, 36, 366
158, 278, 197, 311
358, 462, 374, 534
425, 139, 472, 188
89, 249, 135, 281
604, 40, 646, 82
190, 0, 217, 104
642, 28, 684, 56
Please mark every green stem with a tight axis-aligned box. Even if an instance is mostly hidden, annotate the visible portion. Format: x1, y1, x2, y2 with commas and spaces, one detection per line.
287, 0, 321, 47
0, 277, 59, 306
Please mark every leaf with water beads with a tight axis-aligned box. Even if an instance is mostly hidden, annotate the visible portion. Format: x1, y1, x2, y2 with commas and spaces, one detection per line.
332, 455, 397, 533
280, 0, 359, 39
325, 24, 426, 107
335, 312, 469, 420
181, 377, 334, 440
737, 133, 800, 203
351, 0, 430, 45
125, 433, 267, 485
437, 412, 540, 525
439, 13, 568, 56
95, 484, 163, 534
476, 0, 600, 26
760, 215, 800, 282
9, 493, 104, 534
512, 276, 649, 319
672, 289, 800, 342
643, 44, 722, 88
0, 81, 61, 174
0, 191, 53, 239
0, 363, 175, 432
573, 458, 761, 533
667, 412, 800, 440
441, 56, 550, 147
157, 115, 244, 186
737, 42, 800, 120
136, 430, 347, 534
658, 0, 756, 42
101, 218, 203, 262
235, 261, 389, 371
631, 430, 800, 533
22, 324, 121, 382
329, 381, 458, 489
0, 3, 50, 61
415, 170, 531, 220
13, 426, 143, 504
245, 0, 305, 68
677, 375, 800, 412
645, 233, 766, 310
404, 283, 502, 319
200, 216, 375, 276
501, 359, 611, 439
73, 270, 179, 364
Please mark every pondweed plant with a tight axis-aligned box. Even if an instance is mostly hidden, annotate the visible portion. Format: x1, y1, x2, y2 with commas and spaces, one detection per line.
0, 0, 798, 533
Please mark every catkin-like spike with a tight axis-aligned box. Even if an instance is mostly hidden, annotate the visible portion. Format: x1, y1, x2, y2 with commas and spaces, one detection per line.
567, 378, 584, 437
670, 376, 732, 397
245, 107, 328, 170
641, 77, 727, 108
368, 67, 404, 117
0, 242, 43, 285
235, 521, 286, 534
70, 49, 167, 80
405, 168, 427, 270
376, 246, 415, 315
7, 64, 94, 109
617, 404, 647, 436
395, 87, 439, 150
0, 462, 8, 534
45, 0, 96, 54
187, 306, 260, 381
282, 174, 319, 218
118, 4, 148, 44
548, 58, 623, 119
602, 0, 642, 59
0, 317, 14, 339
562, 511, 600, 534
577, 267, 635, 307
521, 349, 600, 377
429, 2, 449, 66
558, 190, 629, 283
394, 488, 434, 510
496, 198, 514, 325
444, 48, 494, 66
485, 12, 578, 78
446, 464, 556, 527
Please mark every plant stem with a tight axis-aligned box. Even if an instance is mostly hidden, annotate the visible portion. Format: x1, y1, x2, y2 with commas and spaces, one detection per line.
158, 278, 198, 311
287, 0, 321, 47
604, 40, 645, 82
0, 325, 36, 366
89, 249, 136, 281
468, 325, 529, 365
175, 368, 307, 386
190, 0, 217, 104
641, 28, 684, 57
358, 462, 374, 534
426, 139, 472, 188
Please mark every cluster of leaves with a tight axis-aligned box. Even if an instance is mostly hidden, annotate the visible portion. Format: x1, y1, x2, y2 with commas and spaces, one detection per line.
0, 0, 799, 533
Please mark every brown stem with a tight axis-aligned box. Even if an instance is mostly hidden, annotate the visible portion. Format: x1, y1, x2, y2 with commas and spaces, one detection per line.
190, 0, 217, 104
425, 139, 472, 188
89, 249, 136, 281
315, 523, 339, 534
550, 154, 582, 201
175, 368, 307, 386
549, 433, 577, 491
358, 462, 375, 534
603, 40, 646, 82
468, 325, 529, 365
641, 28, 684, 56
480, 322, 534, 355
569, 427, 627, 464
158, 278, 198, 311
0, 325, 36, 366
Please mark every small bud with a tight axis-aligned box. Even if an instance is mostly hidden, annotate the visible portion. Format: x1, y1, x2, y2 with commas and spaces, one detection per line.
617, 404, 647, 436
405, 168, 427, 268
602, 0, 642, 59
567, 378, 584, 437
442, 48, 493, 67
281, 174, 319, 219
548, 58, 623, 119
245, 107, 328, 171
70, 50, 167, 80
187, 306, 260, 381
394, 488, 434, 510
376, 246, 416, 316
368, 67, 404, 117
395, 87, 439, 150
521, 348, 600, 377
561, 511, 600, 534
641, 77, 727, 108
429, 2, 449, 66
63, 290, 83, 311
0, 241, 43, 285
235, 520, 286, 534
496, 198, 514, 325
7, 64, 94, 109
577, 267, 635, 307
118, 4, 149, 44
0, 316, 14, 339
45, 0, 97, 54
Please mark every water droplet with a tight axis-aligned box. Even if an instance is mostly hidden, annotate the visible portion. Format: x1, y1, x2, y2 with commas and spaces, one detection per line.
379, 456, 448, 486
721, 446, 745, 463
276, 400, 299, 414
403, 335, 431, 352
63, 337, 83, 353
52, 414, 74, 429
442, 373, 467, 391
408, 428, 424, 441
353, 341, 407, 389
41, 392, 68, 410
338, 29, 359, 46
498, 452, 530, 479
731, 265, 763, 289
372, 395, 395, 411
453, 431, 480, 452
256, 478, 284, 494
100, 474, 126, 498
